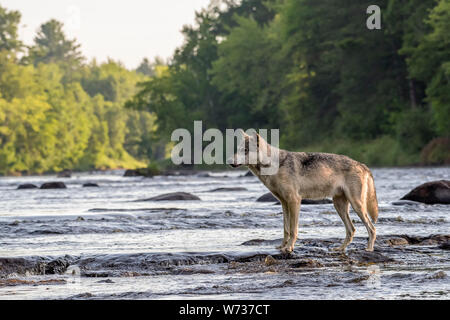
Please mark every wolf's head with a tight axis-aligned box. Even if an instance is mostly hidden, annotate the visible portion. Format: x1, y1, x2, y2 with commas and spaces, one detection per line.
227, 131, 274, 170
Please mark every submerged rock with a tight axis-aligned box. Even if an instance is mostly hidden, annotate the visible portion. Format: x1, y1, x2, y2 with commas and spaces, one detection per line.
209, 187, 247, 192
83, 183, 99, 187
40, 182, 67, 189
400, 180, 450, 204
256, 192, 332, 204
17, 183, 38, 190
391, 200, 421, 206
290, 259, 323, 268
137, 192, 201, 201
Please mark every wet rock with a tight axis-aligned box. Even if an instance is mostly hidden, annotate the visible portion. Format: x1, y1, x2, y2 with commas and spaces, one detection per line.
76, 216, 85, 222
209, 187, 247, 192
83, 183, 99, 187
174, 268, 215, 275
0, 279, 66, 287
57, 170, 72, 178
256, 192, 332, 204
400, 234, 450, 245
391, 200, 420, 206
71, 292, 94, 299
438, 241, 450, 250
346, 275, 370, 284
425, 271, 447, 280
124, 167, 161, 177
197, 172, 212, 178
0, 257, 38, 275
400, 180, 450, 204
290, 259, 323, 268
241, 239, 281, 246
40, 182, 67, 189
161, 170, 200, 176
17, 184, 38, 189
348, 251, 395, 264
136, 192, 201, 201
264, 255, 277, 266
385, 237, 409, 246
256, 193, 278, 202
96, 279, 115, 284
41, 259, 70, 274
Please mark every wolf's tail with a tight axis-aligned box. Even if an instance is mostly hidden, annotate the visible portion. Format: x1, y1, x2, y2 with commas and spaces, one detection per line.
366, 173, 378, 223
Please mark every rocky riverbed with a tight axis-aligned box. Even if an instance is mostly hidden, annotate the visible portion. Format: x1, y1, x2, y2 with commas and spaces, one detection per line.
0, 167, 449, 299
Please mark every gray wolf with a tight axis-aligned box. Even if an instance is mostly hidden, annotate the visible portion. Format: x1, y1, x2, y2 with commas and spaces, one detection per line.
229, 132, 378, 254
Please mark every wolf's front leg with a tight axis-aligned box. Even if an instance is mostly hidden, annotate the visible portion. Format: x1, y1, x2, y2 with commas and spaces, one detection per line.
281, 198, 301, 254
277, 201, 290, 249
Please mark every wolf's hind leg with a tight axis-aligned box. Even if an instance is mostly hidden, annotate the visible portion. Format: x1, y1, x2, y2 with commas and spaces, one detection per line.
277, 200, 290, 249
349, 198, 376, 252
282, 198, 301, 254
332, 194, 355, 251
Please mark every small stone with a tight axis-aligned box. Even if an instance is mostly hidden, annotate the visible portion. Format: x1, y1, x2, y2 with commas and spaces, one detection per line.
264, 255, 277, 266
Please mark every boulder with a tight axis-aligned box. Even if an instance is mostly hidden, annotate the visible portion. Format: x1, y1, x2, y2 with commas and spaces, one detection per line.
40, 182, 67, 189
137, 192, 201, 201
400, 180, 450, 204
256, 193, 278, 202
17, 184, 38, 190
123, 168, 158, 177
256, 192, 332, 204
83, 183, 99, 188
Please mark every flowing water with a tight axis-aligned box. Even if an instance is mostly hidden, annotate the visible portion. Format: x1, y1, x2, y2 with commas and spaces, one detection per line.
0, 167, 448, 299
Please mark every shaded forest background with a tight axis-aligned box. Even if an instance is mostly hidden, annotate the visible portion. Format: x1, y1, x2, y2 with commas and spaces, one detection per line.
0, 0, 449, 175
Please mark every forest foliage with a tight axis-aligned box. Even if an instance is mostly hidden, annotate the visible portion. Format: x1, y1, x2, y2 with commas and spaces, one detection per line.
128, 0, 450, 166
0, 1, 449, 174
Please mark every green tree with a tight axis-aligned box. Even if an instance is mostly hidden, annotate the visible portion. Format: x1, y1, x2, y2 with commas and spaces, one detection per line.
28, 19, 84, 72
0, 5, 22, 54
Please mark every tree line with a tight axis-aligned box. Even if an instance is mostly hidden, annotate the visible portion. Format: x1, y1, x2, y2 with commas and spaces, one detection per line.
0, 0, 449, 175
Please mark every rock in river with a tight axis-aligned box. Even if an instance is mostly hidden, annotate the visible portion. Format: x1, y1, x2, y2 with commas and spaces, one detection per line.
209, 187, 247, 192
40, 182, 67, 189
400, 180, 450, 204
17, 184, 38, 190
83, 183, 99, 187
256, 192, 332, 205
137, 192, 201, 201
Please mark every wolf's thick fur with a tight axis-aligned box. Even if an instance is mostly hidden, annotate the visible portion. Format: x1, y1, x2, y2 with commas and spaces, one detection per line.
230, 133, 378, 253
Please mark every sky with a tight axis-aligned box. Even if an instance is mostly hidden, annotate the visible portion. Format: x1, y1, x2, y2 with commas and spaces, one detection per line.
0, 0, 212, 69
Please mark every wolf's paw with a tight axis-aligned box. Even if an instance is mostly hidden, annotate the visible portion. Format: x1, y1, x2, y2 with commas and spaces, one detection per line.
280, 246, 293, 254
276, 243, 287, 249
365, 247, 374, 252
